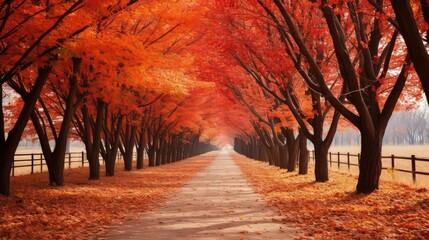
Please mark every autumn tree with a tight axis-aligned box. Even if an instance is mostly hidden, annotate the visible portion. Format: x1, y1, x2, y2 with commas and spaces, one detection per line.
69, 0, 223, 177
217, 0, 340, 180
252, 0, 421, 193
193, 0, 423, 193
27, 1, 142, 184
0, 0, 212, 194
0, 0, 99, 196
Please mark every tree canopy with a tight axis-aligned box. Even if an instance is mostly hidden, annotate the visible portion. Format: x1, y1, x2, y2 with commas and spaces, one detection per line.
1, 0, 428, 195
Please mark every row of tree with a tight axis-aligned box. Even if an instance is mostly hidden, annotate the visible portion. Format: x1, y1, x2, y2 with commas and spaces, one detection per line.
384, 108, 429, 145
199, 0, 429, 193
0, 1, 218, 196
3, 0, 429, 196
333, 108, 429, 146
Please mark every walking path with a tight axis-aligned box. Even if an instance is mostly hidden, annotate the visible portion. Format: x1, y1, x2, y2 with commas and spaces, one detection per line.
103, 151, 300, 239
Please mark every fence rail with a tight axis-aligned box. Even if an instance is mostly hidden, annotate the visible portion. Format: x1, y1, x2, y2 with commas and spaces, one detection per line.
11, 151, 133, 177
310, 151, 429, 184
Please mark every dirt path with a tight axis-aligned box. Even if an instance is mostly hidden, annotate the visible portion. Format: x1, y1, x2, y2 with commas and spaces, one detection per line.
102, 151, 301, 239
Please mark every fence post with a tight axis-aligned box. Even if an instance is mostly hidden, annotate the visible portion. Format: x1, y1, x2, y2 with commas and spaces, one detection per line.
69, 153, 71, 168
337, 152, 340, 170
411, 155, 416, 184
40, 154, 43, 173
347, 152, 350, 171
391, 154, 395, 169
329, 152, 332, 167
31, 153, 34, 174
82, 151, 84, 167
357, 153, 361, 166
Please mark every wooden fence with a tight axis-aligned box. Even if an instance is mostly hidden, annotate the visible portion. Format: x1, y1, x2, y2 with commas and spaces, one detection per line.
310, 151, 429, 183
11, 152, 133, 176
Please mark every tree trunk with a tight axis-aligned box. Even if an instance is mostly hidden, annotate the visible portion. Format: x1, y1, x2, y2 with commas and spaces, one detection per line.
51, 144, 67, 186
155, 138, 162, 166
102, 113, 123, 177
30, 111, 55, 184
136, 128, 146, 169
313, 142, 329, 182
105, 154, 116, 177
284, 128, 298, 172
298, 132, 308, 175
277, 143, 288, 169
356, 131, 383, 193
136, 144, 145, 169
159, 139, 165, 165
0, 66, 52, 196
263, 145, 274, 166
287, 142, 298, 172
124, 148, 133, 171
86, 100, 104, 180
147, 130, 158, 166
390, 1, 429, 106
183, 143, 191, 159
0, 148, 14, 196
170, 135, 178, 162
259, 142, 268, 162
87, 151, 100, 180
123, 124, 136, 171
177, 141, 183, 161
50, 64, 82, 185
148, 146, 156, 166
165, 139, 170, 163
251, 137, 260, 160
165, 138, 172, 164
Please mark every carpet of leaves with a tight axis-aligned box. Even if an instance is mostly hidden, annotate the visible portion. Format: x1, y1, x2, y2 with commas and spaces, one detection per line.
0, 154, 214, 240
233, 153, 429, 239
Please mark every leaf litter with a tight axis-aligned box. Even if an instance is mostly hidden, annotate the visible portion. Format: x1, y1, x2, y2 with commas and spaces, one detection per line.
0, 155, 212, 240
233, 153, 429, 239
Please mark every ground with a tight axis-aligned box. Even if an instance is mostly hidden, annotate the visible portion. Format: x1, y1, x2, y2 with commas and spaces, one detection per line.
103, 151, 300, 239
234, 153, 429, 239
1, 150, 429, 239
0, 154, 210, 239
